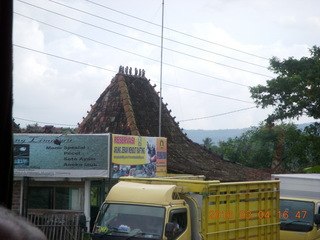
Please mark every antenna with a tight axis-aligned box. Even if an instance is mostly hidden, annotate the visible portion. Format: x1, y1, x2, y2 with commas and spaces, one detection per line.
159, 0, 164, 137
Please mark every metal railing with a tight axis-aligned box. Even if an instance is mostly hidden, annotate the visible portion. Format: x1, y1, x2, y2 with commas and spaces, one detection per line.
27, 211, 87, 240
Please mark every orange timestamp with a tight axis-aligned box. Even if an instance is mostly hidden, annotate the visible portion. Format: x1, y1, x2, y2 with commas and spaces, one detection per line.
208, 210, 309, 220
278, 210, 308, 219
208, 210, 272, 220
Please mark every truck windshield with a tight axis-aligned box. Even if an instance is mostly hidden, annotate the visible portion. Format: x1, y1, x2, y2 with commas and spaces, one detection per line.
280, 199, 315, 232
93, 203, 165, 240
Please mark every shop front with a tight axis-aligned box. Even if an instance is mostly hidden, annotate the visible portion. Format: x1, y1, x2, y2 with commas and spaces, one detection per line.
13, 133, 167, 238
13, 133, 111, 238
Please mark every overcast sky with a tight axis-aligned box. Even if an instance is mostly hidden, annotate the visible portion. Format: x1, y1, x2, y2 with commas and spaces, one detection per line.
13, 0, 320, 131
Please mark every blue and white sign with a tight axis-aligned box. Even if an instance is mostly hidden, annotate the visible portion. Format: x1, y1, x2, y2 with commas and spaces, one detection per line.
14, 134, 110, 178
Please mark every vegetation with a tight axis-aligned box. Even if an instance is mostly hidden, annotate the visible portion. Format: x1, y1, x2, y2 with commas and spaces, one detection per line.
209, 123, 319, 172
202, 137, 215, 151
250, 46, 320, 124
13, 121, 77, 134
205, 46, 320, 173
304, 165, 320, 173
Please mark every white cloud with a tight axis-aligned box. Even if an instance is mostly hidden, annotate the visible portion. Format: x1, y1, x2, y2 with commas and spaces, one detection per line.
307, 16, 320, 29
12, 0, 318, 130
275, 15, 297, 27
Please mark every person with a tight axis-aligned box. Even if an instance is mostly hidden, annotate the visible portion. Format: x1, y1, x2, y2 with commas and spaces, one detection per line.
173, 222, 180, 232
172, 218, 180, 233
0, 206, 47, 240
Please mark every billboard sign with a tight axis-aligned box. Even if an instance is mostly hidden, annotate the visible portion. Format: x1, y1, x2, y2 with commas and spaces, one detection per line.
14, 134, 110, 178
111, 134, 167, 178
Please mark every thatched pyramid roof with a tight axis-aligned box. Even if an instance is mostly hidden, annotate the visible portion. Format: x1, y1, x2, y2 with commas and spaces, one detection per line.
77, 68, 270, 181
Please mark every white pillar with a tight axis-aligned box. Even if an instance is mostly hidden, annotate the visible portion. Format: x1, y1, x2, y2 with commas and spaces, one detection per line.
84, 180, 91, 231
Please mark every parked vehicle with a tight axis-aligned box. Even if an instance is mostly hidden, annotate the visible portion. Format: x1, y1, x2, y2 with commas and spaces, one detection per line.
92, 176, 280, 240
272, 174, 320, 240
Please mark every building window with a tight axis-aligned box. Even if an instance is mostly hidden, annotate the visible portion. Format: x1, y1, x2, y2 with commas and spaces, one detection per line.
28, 187, 83, 210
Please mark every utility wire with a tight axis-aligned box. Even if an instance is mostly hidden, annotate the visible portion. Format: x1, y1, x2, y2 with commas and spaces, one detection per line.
16, 0, 273, 78
180, 106, 257, 122
14, 117, 78, 127
14, 42, 253, 102
162, 63, 249, 87
86, 0, 270, 60
14, 44, 258, 126
14, 43, 116, 72
49, 0, 268, 69
13, 2, 265, 127
14, 106, 258, 127
161, 82, 254, 104
14, 13, 250, 87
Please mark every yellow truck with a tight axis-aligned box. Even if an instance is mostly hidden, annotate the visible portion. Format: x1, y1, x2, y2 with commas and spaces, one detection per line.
272, 174, 320, 240
91, 176, 280, 240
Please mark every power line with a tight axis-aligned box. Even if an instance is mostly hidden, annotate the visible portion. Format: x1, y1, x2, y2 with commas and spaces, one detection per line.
162, 63, 250, 87
14, 117, 78, 127
166, 48, 272, 77
14, 44, 259, 125
14, 43, 116, 72
161, 82, 253, 104
49, 0, 268, 69
16, 0, 272, 78
12, 2, 266, 128
14, 107, 257, 126
14, 106, 258, 127
179, 106, 257, 122
14, 13, 250, 87
86, 0, 270, 60
14, 42, 252, 101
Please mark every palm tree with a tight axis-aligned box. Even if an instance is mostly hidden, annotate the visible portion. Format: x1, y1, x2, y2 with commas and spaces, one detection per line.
202, 137, 214, 150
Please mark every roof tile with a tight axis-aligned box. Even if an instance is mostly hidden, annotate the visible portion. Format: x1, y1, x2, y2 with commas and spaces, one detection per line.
78, 70, 271, 181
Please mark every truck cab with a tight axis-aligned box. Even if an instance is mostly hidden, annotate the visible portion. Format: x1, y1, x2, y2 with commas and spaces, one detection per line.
92, 181, 192, 240
279, 197, 320, 240
272, 174, 320, 240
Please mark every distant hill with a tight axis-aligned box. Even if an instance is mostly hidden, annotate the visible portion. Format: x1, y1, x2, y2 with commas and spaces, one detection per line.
185, 122, 314, 145
184, 128, 251, 145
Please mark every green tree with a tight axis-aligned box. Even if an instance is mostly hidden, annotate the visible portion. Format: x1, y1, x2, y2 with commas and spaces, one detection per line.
216, 123, 312, 172
202, 137, 214, 151
217, 127, 273, 169
249, 46, 320, 170
250, 46, 320, 124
